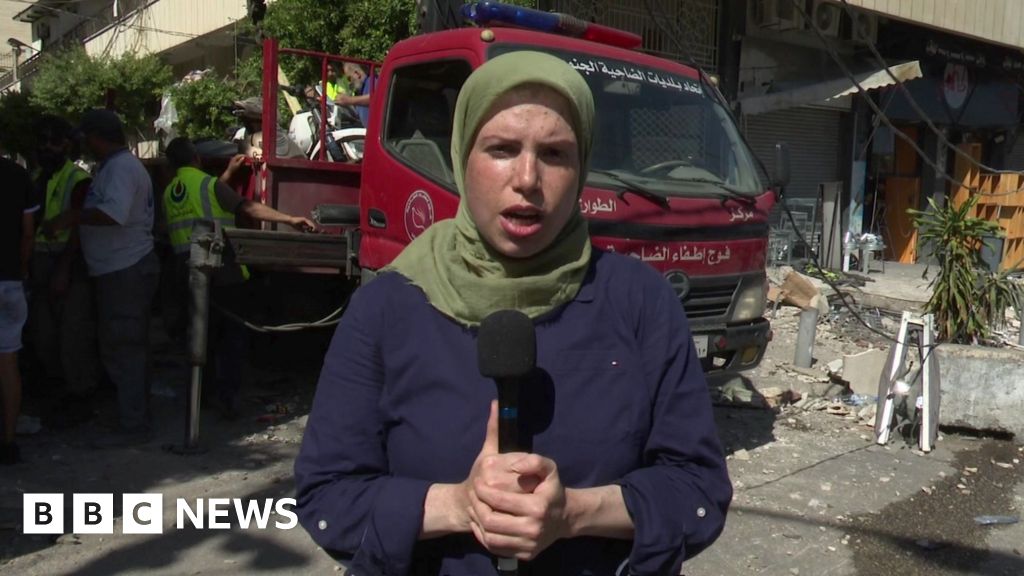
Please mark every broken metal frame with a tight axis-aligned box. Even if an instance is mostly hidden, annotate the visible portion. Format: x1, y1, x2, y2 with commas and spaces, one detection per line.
174, 222, 353, 452
874, 311, 940, 452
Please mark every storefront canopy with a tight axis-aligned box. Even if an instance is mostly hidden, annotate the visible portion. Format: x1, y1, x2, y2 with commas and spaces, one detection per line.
739, 61, 923, 115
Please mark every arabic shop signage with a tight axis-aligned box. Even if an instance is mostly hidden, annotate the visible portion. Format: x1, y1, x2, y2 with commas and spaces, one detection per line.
924, 39, 1024, 71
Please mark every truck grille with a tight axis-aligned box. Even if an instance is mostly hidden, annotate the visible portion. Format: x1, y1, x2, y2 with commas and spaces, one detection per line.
682, 281, 738, 321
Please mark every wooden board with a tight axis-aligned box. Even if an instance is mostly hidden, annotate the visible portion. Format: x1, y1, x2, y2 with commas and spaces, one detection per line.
883, 176, 921, 263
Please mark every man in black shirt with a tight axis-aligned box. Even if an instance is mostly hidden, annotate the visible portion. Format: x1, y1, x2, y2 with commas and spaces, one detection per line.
0, 155, 40, 464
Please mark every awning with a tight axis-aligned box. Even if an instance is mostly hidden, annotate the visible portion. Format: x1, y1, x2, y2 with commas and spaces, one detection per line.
14, 1, 60, 24
739, 61, 923, 115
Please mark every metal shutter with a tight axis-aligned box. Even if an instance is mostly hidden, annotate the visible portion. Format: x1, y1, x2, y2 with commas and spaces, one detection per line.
741, 107, 845, 201
1006, 131, 1024, 170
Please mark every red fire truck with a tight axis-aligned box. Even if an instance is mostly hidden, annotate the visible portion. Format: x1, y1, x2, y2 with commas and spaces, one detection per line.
216, 2, 786, 375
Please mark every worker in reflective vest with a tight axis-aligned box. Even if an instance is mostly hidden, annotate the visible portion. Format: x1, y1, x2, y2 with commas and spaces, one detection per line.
162, 137, 315, 418
31, 115, 101, 410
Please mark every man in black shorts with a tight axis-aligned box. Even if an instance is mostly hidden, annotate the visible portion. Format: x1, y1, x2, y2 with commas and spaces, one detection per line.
0, 154, 40, 464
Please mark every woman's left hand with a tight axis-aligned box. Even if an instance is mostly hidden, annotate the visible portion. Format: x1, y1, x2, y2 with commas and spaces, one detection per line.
467, 453, 573, 561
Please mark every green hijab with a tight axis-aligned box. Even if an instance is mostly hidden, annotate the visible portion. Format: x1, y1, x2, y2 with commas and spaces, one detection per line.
385, 51, 595, 326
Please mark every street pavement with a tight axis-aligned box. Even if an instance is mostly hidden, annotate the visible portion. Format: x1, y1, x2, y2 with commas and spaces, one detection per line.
2, 294, 1023, 575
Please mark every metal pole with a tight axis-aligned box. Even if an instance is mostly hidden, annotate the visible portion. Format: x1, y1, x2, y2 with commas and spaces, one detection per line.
172, 221, 221, 454
794, 307, 819, 368
184, 260, 210, 451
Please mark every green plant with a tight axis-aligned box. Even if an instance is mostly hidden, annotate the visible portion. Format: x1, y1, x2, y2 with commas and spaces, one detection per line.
30, 47, 171, 135
909, 196, 1020, 342
108, 52, 174, 134
975, 270, 1024, 335
169, 74, 241, 140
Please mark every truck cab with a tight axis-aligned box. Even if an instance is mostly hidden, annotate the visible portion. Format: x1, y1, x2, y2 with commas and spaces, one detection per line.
254, 11, 776, 373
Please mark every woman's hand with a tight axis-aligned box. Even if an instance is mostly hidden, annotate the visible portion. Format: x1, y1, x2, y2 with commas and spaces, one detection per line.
422, 401, 530, 539
464, 403, 572, 560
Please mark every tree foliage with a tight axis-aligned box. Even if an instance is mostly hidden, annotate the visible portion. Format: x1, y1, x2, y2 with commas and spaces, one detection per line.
29, 47, 171, 135
0, 90, 45, 159
260, 0, 349, 85
339, 0, 418, 61
169, 74, 240, 141
260, 0, 537, 80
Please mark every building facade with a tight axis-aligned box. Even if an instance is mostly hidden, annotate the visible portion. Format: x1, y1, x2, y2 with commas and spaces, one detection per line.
543, 0, 1024, 268
1, 0, 248, 92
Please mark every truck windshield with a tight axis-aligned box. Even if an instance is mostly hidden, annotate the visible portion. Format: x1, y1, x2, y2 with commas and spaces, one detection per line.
491, 45, 764, 199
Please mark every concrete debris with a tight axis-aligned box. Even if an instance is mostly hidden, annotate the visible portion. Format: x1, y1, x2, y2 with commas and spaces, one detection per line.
826, 404, 851, 416
842, 348, 888, 396
937, 344, 1024, 437
856, 403, 877, 423
758, 386, 802, 409
776, 268, 829, 315
825, 358, 844, 375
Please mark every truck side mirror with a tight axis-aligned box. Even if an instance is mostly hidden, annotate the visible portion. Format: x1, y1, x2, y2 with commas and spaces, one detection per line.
772, 142, 791, 189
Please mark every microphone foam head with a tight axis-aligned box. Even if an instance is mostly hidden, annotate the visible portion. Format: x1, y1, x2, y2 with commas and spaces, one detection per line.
477, 310, 536, 379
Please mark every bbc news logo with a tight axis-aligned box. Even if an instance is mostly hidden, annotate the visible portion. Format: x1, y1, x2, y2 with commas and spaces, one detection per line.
23, 494, 297, 534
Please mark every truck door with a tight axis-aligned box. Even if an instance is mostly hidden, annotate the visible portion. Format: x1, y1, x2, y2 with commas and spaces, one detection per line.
359, 51, 478, 270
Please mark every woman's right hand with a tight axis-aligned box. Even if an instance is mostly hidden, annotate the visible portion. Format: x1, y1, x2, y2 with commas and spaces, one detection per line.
422, 401, 533, 539
461, 400, 538, 499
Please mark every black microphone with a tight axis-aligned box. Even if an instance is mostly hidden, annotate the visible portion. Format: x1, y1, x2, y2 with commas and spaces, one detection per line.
477, 309, 536, 576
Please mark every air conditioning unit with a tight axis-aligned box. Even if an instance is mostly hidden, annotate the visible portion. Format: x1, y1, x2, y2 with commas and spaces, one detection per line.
850, 11, 878, 45
753, 0, 803, 31
811, 0, 842, 38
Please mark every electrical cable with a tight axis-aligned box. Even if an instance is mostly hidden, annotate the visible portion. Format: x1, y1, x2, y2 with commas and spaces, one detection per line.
837, 0, 1024, 177
786, 0, 1022, 197
211, 299, 348, 333
637, 0, 927, 351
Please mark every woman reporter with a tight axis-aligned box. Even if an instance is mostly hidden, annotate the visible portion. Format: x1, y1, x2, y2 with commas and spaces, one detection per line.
294, 51, 732, 576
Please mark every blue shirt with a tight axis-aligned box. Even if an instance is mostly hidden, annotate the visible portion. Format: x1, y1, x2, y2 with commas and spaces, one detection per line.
79, 149, 154, 276
355, 75, 374, 127
295, 250, 732, 576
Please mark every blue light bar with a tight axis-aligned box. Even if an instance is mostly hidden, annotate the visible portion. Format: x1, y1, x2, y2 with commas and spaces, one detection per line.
463, 2, 572, 34
461, 1, 642, 48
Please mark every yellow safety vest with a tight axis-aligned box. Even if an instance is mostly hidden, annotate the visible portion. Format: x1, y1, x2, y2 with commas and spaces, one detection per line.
163, 166, 250, 280
326, 81, 339, 102
36, 160, 91, 253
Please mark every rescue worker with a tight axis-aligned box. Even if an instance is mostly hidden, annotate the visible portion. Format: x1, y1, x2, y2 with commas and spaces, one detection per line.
30, 116, 101, 416
44, 109, 159, 447
336, 62, 374, 126
162, 137, 316, 418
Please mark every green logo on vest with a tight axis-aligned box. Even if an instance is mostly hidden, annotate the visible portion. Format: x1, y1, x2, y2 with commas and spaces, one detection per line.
170, 181, 187, 203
